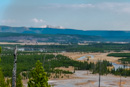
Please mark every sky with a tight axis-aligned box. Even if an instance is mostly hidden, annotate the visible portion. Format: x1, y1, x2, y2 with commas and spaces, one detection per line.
0, 0, 130, 30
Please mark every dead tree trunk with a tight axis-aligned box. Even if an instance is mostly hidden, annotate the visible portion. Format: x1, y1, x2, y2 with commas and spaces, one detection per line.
12, 45, 17, 87
99, 60, 101, 87
120, 74, 121, 87
43, 54, 46, 69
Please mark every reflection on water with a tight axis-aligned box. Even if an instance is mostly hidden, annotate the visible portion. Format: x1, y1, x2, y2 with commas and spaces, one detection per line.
77, 55, 94, 60
112, 63, 129, 70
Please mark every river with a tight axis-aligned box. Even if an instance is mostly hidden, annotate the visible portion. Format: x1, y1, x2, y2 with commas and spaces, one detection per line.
77, 55, 129, 70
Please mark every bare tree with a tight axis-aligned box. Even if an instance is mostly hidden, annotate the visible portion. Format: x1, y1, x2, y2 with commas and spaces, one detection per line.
119, 73, 121, 87
98, 60, 101, 87
12, 45, 17, 87
43, 54, 46, 68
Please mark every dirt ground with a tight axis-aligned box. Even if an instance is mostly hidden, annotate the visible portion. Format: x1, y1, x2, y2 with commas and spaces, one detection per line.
49, 70, 130, 87
55, 66, 74, 72
60, 52, 130, 64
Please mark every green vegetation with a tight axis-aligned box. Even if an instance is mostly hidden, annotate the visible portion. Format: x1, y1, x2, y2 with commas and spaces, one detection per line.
92, 60, 112, 75
28, 60, 50, 87
0, 32, 102, 43
111, 68, 130, 76
0, 44, 130, 78
107, 53, 130, 76
107, 53, 130, 63
92, 61, 130, 76
0, 52, 90, 77
0, 47, 8, 87
16, 75, 23, 87
21, 43, 130, 52
0, 47, 113, 77
1, 43, 130, 53
107, 53, 130, 57
0, 68, 7, 87
0, 47, 1, 53
0, 44, 130, 87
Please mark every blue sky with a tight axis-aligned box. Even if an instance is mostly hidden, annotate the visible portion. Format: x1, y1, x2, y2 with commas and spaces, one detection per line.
0, 0, 130, 30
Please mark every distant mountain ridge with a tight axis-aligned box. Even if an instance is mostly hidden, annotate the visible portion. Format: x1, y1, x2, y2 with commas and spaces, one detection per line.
0, 26, 130, 36
0, 26, 130, 42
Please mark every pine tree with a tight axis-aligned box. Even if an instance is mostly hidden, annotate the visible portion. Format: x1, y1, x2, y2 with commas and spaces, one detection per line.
0, 47, 7, 87
28, 60, 50, 87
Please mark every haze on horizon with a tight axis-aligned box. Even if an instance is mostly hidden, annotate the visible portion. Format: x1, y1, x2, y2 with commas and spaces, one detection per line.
0, 0, 130, 31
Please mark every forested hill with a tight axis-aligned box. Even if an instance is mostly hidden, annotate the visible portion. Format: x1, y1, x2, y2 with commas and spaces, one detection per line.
0, 26, 130, 42
0, 26, 130, 36
0, 32, 103, 43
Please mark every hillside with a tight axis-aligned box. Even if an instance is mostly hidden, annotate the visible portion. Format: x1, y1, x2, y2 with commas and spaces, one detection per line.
0, 26, 130, 42
0, 32, 103, 43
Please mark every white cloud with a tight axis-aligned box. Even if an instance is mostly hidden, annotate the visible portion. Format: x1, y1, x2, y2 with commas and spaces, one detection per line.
40, 3, 130, 14
0, 19, 16, 23
32, 18, 46, 23
40, 3, 95, 9
96, 2, 130, 13
70, 4, 95, 8
121, 7, 130, 13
